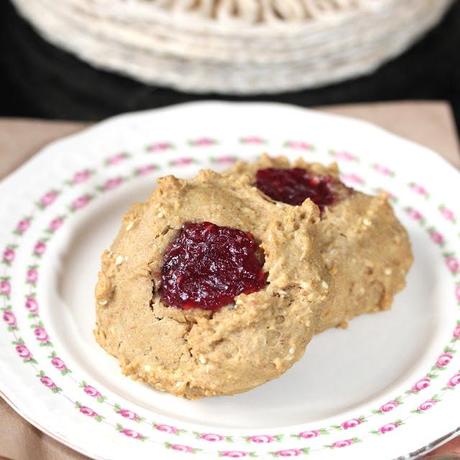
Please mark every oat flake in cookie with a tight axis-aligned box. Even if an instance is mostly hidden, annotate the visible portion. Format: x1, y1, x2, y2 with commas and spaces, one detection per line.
94, 170, 330, 398
228, 154, 413, 333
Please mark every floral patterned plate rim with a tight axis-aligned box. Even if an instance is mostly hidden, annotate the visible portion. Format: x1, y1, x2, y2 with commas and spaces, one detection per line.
0, 102, 459, 460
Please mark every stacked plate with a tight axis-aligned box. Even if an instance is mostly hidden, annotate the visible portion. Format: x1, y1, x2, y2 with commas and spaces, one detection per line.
11, 0, 454, 94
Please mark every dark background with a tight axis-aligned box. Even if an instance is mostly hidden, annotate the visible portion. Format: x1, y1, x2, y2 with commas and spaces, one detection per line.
1, 0, 459, 131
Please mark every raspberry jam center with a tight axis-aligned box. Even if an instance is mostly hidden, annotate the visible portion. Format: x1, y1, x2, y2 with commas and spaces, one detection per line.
255, 167, 337, 210
159, 222, 267, 311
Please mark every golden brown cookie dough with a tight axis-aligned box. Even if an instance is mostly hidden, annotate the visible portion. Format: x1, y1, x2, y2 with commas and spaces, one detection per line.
95, 170, 330, 399
227, 154, 413, 333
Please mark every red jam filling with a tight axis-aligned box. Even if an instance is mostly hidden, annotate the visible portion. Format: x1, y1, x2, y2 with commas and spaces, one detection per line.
159, 222, 267, 311
255, 167, 337, 210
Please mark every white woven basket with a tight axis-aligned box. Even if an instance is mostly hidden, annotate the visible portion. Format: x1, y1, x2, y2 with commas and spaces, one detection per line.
11, 0, 454, 94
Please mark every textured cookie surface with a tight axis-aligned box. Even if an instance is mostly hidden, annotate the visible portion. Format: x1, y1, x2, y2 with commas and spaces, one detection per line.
94, 169, 330, 398
227, 155, 413, 333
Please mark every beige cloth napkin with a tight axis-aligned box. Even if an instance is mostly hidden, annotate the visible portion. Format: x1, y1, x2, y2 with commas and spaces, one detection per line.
0, 101, 459, 460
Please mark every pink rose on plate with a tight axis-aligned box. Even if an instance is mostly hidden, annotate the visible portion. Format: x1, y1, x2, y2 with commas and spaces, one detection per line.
191, 137, 215, 146
220, 452, 247, 458
332, 439, 353, 448
120, 428, 144, 440
379, 401, 399, 413
71, 195, 92, 211
247, 435, 275, 443
83, 385, 105, 402
410, 183, 428, 195
453, 323, 460, 339
374, 164, 393, 176
447, 373, 460, 388
212, 156, 237, 165
170, 444, 194, 453
446, 256, 460, 274
34, 241, 46, 256
379, 423, 398, 434
285, 141, 311, 150
102, 177, 123, 191
39, 191, 59, 208
418, 400, 437, 411
298, 430, 320, 439
241, 136, 265, 144
200, 433, 224, 442
25, 296, 39, 313
341, 173, 364, 185
436, 352, 453, 368
26, 268, 38, 284
51, 357, 66, 370
430, 230, 444, 245
440, 207, 455, 222
341, 419, 361, 430
273, 449, 302, 457
107, 153, 128, 165
334, 151, 357, 162
16, 344, 32, 359
72, 169, 92, 184
412, 377, 431, 392
135, 165, 157, 176
155, 424, 178, 434
118, 409, 138, 420
34, 327, 49, 342
147, 142, 173, 152
16, 218, 31, 234
79, 406, 99, 417
0, 279, 11, 296
49, 217, 64, 232
170, 157, 194, 166
40, 375, 58, 389
83, 384, 101, 398
407, 208, 423, 221
3, 310, 16, 327
3, 247, 15, 263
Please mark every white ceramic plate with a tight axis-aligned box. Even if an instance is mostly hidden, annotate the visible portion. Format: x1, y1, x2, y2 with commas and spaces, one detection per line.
1, 102, 459, 460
